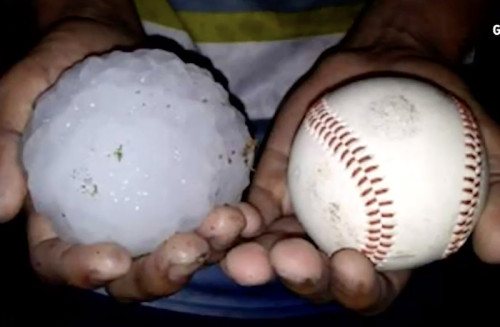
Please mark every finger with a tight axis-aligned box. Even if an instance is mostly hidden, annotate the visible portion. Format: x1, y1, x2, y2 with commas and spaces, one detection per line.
329, 249, 411, 315
246, 150, 290, 226
28, 212, 131, 288
106, 232, 210, 302
196, 203, 283, 248
269, 238, 333, 303
220, 236, 278, 286
196, 204, 247, 251
472, 182, 500, 263
196, 203, 265, 263
238, 202, 265, 238
221, 218, 303, 286
244, 71, 329, 227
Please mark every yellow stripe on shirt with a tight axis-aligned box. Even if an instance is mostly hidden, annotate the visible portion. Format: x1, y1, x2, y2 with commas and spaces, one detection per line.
135, 1, 364, 43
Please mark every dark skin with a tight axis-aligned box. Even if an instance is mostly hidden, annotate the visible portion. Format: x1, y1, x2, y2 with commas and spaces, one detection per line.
0, 0, 498, 314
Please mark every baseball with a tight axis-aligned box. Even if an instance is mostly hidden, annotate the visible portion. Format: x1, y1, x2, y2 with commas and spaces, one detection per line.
287, 76, 489, 271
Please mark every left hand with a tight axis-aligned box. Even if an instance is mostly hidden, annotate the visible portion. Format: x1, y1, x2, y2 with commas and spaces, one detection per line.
4, 18, 258, 303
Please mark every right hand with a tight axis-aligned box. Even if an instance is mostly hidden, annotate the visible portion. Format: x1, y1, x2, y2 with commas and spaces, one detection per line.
0, 18, 247, 303
219, 45, 500, 314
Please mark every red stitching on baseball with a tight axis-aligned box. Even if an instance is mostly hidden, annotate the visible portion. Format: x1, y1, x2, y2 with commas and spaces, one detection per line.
366, 198, 377, 206
328, 121, 339, 129
375, 189, 388, 195
334, 126, 345, 134
346, 157, 355, 168
443, 96, 484, 258
352, 167, 362, 178
339, 131, 350, 140
353, 146, 365, 155
465, 164, 476, 171
304, 99, 395, 265
361, 188, 373, 197
358, 156, 371, 164
346, 138, 358, 146
340, 149, 349, 161
466, 154, 477, 160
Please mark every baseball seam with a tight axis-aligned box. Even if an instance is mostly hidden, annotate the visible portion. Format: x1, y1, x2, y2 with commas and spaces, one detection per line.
442, 97, 483, 257
304, 99, 396, 265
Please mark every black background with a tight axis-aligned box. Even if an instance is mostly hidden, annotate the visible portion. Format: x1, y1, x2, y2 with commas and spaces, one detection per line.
1, 1, 500, 326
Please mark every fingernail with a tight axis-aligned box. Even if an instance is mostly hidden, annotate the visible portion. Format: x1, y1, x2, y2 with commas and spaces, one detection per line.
282, 277, 318, 294
223, 243, 274, 286
168, 252, 208, 282
87, 247, 131, 282
88, 270, 107, 286
87, 267, 115, 285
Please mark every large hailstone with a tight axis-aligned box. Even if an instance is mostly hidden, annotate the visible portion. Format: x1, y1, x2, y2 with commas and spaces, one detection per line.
22, 49, 255, 257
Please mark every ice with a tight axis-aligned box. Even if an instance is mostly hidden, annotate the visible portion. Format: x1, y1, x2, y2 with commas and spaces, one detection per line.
21, 49, 255, 257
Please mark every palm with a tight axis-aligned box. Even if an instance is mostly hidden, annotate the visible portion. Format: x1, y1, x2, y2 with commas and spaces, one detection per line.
223, 48, 500, 313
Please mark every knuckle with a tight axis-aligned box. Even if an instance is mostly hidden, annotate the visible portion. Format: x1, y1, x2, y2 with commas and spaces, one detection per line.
164, 234, 209, 265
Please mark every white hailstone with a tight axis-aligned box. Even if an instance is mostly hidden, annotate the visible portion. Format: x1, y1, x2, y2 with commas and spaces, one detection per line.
21, 49, 255, 257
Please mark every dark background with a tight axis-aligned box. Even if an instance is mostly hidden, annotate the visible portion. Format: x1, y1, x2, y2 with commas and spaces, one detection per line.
1, 2, 500, 326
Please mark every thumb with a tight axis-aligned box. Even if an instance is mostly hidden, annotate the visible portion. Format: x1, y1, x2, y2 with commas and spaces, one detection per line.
247, 53, 372, 226
0, 20, 140, 222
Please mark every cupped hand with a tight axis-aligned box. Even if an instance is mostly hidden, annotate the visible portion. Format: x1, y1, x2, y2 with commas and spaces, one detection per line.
0, 18, 257, 303
219, 46, 500, 314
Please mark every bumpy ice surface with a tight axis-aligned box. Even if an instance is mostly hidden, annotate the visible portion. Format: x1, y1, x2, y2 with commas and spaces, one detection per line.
22, 49, 254, 257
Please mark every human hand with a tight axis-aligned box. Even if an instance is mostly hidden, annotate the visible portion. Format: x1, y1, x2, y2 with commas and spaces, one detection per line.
217, 44, 500, 314
0, 17, 257, 303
